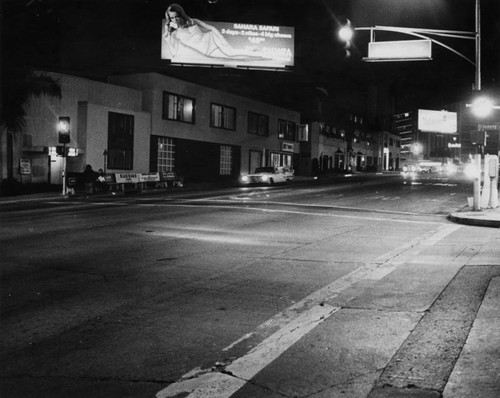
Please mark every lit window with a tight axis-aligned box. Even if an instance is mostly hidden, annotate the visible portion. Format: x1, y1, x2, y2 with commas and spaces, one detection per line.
163, 92, 195, 123
278, 119, 296, 140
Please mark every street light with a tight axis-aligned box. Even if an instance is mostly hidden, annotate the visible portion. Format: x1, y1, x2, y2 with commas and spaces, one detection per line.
338, 19, 354, 42
338, 0, 484, 90
338, 0, 498, 210
466, 94, 500, 118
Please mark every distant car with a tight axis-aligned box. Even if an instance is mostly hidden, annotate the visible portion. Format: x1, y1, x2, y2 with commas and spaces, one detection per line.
239, 166, 293, 186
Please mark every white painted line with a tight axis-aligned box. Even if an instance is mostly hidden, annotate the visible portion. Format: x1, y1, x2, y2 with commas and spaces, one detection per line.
222, 332, 254, 352
135, 202, 441, 225
185, 198, 426, 217
156, 304, 338, 398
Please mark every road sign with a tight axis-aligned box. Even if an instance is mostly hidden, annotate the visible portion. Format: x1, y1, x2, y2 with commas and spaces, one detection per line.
365, 39, 432, 61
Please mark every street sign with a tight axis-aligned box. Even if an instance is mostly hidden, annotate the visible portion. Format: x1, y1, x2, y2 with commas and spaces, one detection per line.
365, 39, 432, 61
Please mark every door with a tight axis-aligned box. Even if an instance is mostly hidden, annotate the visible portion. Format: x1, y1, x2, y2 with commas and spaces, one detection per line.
249, 150, 262, 174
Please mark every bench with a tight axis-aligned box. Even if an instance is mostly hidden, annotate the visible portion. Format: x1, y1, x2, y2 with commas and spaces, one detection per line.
65, 171, 183, 194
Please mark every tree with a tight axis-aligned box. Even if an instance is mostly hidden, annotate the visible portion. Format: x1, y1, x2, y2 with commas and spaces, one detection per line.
1, 67, 61, 134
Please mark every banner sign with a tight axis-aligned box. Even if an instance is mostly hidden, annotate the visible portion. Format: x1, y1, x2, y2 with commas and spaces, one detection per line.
115, 173, 140, 183
139, 173, 160, 182
161, 17, 294, 69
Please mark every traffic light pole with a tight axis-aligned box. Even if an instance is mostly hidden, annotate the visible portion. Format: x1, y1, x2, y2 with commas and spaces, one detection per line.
62, 143, 66, 195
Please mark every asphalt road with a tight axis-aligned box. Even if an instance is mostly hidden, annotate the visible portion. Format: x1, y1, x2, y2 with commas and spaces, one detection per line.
1, 172, 498, 398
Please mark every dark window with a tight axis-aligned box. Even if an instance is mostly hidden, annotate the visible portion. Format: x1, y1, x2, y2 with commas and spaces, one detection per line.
248, 111, 269, 136
211, 103, 236, 130
163, 92, 195, 123
108, 112, 134, 170
278, 119, 296, 140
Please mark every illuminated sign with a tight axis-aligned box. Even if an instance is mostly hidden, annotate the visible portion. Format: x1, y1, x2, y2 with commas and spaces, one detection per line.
478, 124, 500, 130
418, 109, 457, 134
448, 143, 461, 148
366, 39, 432, 61
161, 18, 294, 69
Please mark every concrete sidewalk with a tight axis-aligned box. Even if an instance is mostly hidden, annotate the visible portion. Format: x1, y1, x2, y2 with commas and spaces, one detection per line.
443, 277, 500, 398
448, 205, 500, 228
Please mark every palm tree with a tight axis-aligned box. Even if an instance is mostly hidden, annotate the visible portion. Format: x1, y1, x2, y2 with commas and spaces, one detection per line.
0, 66, 61, 181
1, 67, 61, 134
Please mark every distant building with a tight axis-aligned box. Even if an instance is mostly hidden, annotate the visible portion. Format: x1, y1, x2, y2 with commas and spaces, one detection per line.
394, 105, 500, 167
1, 72, 301, 186
299, 120, 400, 175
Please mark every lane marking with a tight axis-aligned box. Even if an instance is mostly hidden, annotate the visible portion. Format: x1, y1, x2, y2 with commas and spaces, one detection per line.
156, 224, 462, 398
190, 199, 427, 216
133, 202, 441, 225
157, 304, 338, 398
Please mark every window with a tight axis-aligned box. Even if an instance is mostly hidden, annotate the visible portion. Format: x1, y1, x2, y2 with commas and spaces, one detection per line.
157, 137, 175, 172
220, 145, 233, 175
248, 111, 269, 136
163, 92, 195, 123
108, 112, 134, 170
278, 119, 296, 141
270, 153, 280, 167
211, 103, 236, 130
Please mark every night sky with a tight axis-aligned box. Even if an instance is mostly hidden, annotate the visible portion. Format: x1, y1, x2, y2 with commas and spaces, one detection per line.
2, 0, 499, 114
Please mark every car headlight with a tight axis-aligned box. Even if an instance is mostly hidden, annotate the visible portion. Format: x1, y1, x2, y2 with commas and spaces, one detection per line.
241, 175, 249, 182
260, 175, 269, 181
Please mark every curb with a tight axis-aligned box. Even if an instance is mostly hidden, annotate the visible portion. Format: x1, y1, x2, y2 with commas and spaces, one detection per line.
447, 212, 500, 228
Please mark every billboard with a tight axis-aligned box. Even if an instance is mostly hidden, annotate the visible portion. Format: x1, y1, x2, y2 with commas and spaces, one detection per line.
418, 109, 457, 134
161, 6, 294, 69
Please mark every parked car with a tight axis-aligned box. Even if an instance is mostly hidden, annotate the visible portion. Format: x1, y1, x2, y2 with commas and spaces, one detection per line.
239, 166, 293, 186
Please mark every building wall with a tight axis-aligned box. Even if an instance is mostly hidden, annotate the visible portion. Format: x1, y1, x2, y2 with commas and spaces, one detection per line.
301, 122, 400, 174
12, 72, 147, 184
3, 71, 301, 187
108, 73, 300, 176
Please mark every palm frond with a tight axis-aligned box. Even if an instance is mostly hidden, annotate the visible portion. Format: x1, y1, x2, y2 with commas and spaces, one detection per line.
1, 70, 61, 134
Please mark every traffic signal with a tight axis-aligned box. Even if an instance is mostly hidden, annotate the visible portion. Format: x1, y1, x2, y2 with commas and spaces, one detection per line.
470, 130, 487, 146
58, 116, 71, 144
338, 19, 353, 58
56, 145, 66, 156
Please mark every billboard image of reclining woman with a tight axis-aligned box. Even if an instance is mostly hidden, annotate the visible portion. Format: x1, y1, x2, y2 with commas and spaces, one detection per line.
161, 3, 294, 69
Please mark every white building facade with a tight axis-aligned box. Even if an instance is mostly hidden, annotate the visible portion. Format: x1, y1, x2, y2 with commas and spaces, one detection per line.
1, 71, 301, 186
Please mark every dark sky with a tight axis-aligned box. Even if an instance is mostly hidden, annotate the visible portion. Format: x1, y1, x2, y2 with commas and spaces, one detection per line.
2, 0, 499, 114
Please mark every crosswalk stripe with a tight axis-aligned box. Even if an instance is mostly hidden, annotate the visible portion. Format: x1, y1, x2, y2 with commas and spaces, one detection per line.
156, 304, 338, 398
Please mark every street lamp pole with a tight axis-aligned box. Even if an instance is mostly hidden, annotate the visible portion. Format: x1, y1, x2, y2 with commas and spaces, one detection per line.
475, 0, 481, 91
